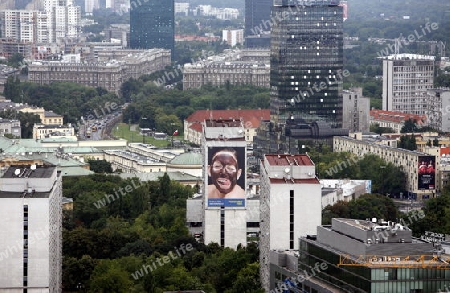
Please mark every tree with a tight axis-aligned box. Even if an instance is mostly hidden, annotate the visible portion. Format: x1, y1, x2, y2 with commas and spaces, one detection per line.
401, 118, 418, 133
398, 135, 417, 151
322, 194, 399, 225
88, 159, 113, 173
89, 259, 133, 293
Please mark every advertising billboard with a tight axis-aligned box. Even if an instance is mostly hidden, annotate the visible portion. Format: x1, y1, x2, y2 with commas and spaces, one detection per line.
206, 146, 246, 208
418, 156, 435, 190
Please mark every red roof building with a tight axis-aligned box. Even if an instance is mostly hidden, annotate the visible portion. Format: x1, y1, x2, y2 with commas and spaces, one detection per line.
184, 109, 270, 145
370, 109, 426, 133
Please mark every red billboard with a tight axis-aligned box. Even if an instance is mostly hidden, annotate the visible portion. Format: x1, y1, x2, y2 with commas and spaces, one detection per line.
418, 156, 435, 190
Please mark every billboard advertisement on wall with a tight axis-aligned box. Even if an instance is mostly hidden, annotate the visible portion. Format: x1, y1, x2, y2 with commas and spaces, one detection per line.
418, 156, 436, 190
206, 146, 246, 208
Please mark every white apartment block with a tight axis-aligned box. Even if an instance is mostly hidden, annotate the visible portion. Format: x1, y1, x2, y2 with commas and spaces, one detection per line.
175, 2, 189, 16
342, 87, 370, 132
259, 154, 322, 292
333, 136, 438, 199
0, 165, 62, 292
222, 29, 244, 47
0, 10, 50, 43
382, 54, 435, 115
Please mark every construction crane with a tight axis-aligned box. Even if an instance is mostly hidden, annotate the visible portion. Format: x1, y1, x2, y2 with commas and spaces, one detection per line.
338, 254, 450, 270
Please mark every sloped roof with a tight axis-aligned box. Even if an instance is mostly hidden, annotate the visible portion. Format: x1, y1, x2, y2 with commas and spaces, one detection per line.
370, 110, 426, 125
169, 152, 203, 166
185, 109, 270, 128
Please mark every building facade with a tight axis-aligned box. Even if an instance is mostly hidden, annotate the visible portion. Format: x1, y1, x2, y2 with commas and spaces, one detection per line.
333, 136, 438, 199
182, 49, 270, 90
342, 87, 370, 132
0, 165, 62, 292
259, 154, 321, 292
295, 218, 450, 293
424, 88, 450, 132
270, 0, 344, 127
370, 109, 427, 133
382, 54, 435, 115
222, 29, 244, 47
244, 0, 272, 46
130, 0, 174, 56
27, 49, 171, 93
0, 118, 21, 138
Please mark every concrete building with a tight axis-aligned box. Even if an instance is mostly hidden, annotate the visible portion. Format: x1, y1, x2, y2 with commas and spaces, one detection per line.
33, 124, 75, 140
424, 88, 450, 132
28, 49, 171, 93
183, 109, 270, 145
182, 49, 270, 90
222, 29, 244, 47
0, 10, 50, 43
334, 136, 438, 199
321, 179, 371, 207
0, 165, 62, 292
0, 118, 21, 138
259, 154, 321, 292
370, 109, 427, 133
292, 218, 449, 293
202, 119, 248, 249
342, 88, 370, 132
174, 2, 189, 16
382, 54, 435, 115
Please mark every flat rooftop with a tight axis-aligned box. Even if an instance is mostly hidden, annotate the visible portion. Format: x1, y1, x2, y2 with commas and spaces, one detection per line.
265, 154, 314, 166
2, 165, 56, 179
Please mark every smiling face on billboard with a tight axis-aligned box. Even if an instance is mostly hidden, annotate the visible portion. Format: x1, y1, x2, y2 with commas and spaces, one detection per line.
207, 148, 245, 200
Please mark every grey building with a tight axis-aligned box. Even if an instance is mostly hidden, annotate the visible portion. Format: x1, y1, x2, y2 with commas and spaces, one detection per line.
0, 118, 21, 138
342, 88, 370, 133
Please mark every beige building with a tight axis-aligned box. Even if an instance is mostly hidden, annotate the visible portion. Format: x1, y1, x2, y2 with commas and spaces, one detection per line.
28, 49, 171, 93
182, 49, 270, 90
333, 136, 438, 199
20, 107, 64, 125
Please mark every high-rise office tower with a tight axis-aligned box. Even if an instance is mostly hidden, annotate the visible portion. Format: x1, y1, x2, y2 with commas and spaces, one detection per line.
244, 0, 272, 48
271, 0, 343, 126
130, 0, 174, 56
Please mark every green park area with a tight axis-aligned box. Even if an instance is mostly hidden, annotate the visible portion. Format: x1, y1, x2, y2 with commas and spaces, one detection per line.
112, 123, 172, 147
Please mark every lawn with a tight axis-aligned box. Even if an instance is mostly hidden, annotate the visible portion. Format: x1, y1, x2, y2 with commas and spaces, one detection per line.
112, 123, 172, 147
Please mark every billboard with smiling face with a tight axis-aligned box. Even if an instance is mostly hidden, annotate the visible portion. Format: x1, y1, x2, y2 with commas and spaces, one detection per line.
206, 146, 246, 208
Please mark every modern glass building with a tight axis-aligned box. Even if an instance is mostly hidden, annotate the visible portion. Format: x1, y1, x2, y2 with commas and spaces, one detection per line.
270, 0, 344, 128
129, 0, 174, 56
278, 218, 450, 293
244, 0, 272, 48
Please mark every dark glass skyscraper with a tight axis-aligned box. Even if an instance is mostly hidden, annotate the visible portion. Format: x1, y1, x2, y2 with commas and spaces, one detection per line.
130, 0, 174, 55
270, 0, 343, 127
255, 0, 344, 156
245, 0, 272, 48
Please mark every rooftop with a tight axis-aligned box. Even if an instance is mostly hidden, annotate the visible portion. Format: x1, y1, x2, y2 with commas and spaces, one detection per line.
2, 165, 56, 179
265, 154, 314, 166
